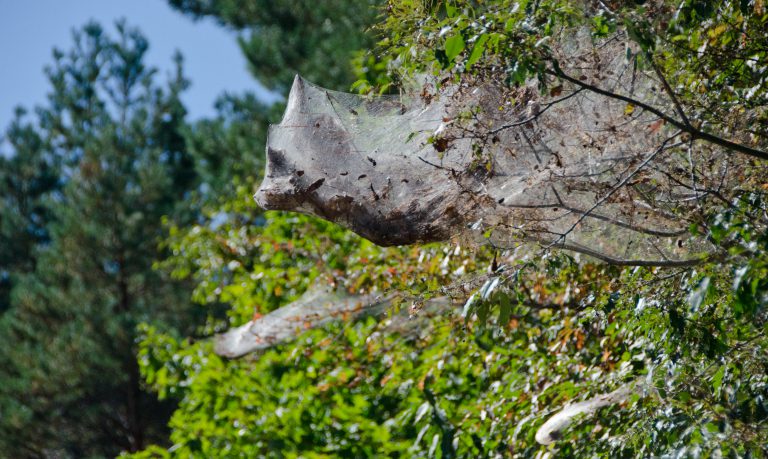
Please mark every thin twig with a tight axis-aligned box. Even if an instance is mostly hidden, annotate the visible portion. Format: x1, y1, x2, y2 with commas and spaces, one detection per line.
550, 65, 768, 161
547, 133, 685, 250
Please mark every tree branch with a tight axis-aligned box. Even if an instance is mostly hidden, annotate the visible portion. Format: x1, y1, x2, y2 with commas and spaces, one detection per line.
534, 378, 649, 445
539, 237, 710, 267
546, 133, 684, 251
550, 65, 768, 161
215, 286, 393, 358
649, 57, 691, 128
214, 285, 454, 358
489, 88, 585, 135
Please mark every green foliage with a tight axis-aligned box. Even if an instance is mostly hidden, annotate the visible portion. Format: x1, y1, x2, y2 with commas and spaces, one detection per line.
1, 1, 762, 457
0, 22, 201, 457
378, 0, 768, 148
133, 204, 768, 457
183, 94, 279, 197
167, 0, 385, 92
0, 109, 60, 312
129, 1, 768, 457
132, 193, 497, 456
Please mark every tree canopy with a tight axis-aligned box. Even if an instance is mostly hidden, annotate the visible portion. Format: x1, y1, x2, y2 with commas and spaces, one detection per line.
1, 1, 766, 458
129, 0, 767, 457
0, 21, 200, 456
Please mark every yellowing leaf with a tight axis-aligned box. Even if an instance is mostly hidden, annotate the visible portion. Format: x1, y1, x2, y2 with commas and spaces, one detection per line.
708, 24, 728, 39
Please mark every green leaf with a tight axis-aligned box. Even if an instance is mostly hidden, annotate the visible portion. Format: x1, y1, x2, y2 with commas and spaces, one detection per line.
480, 277, 500, 300
434, 48, 450, 69
445, 34, 466, 62
414, 401, 431, 424
466, 34, 489, 69
462, 293, 478, 318
477, 302, 491, 323
498, 292, 511, 325
669, 308, 685, 335
732, 266, 748, 291
688, 277, 710, 311
712, 365, 726, 397
624, 19, 655, 52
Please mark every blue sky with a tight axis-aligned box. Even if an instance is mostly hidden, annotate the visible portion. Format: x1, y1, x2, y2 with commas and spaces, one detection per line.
0, 0, 280, 133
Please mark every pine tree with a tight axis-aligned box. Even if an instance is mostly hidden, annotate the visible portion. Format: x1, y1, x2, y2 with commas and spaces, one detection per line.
183, 93, 276, 196
0, 22, 198, 457
0, 109, 60, 313
166, 0, 385, 198
168, 0, 383, 92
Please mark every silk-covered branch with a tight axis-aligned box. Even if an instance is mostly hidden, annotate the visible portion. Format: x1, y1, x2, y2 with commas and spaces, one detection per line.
534, 378, 650, 445
214, 286, 394, 358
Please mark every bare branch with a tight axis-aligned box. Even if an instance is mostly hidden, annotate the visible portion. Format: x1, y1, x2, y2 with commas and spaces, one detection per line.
540, 237, 709, 267
547, 133, 684, 249
648, 56, 692, 128
550, 65, 768, 161
489, 88, 585, 135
